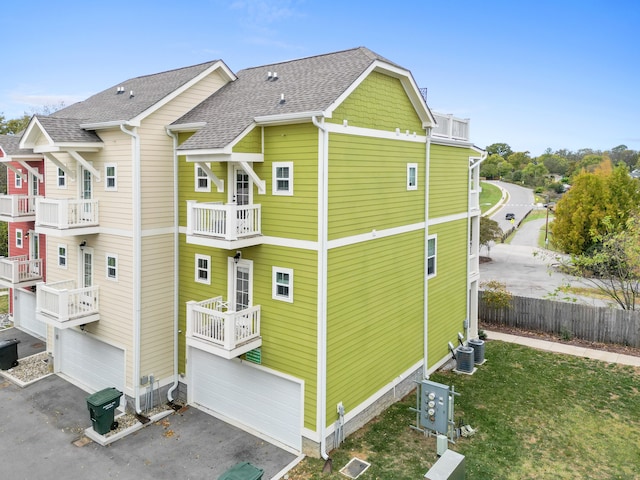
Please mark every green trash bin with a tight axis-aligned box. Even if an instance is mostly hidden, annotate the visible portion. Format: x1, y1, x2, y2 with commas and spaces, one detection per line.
218, 462, 264, 480
86, 387, 123, 435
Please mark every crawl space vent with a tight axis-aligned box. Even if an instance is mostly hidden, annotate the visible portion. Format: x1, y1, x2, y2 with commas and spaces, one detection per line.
339, 458, 371, 479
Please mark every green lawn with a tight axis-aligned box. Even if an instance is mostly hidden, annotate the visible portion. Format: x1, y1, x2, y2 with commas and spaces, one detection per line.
289, 341, 640, 479
480, 181, 502, 213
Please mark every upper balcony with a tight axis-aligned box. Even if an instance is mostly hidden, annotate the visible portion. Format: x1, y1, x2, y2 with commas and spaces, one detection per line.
0, 255, 42, 287
0, 195, 40, 222
35, 280, 100, 328
432, 113, 470, 142
35, 198, 100, 236
186, 201, 263, 249
186, 296, 261, 359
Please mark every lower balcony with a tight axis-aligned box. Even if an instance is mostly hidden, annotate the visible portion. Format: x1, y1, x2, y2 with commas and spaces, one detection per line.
0, 195, 39, 222
0, 256, 42, 287
186, 201, 262, 249
36, 280, 100, 328
186, 296, 261, 359
35, 198, 99, 236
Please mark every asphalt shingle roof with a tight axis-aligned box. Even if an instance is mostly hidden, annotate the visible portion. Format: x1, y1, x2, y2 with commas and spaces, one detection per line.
52, 60, 222, 124
174, 47, 399, 151
0, 134, 36, 156
35, 116, 102, 143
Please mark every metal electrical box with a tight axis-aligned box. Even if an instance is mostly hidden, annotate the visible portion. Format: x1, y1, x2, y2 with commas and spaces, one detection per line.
420, 379, 450, 434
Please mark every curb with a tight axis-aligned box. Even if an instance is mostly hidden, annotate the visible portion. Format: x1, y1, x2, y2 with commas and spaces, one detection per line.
84, 408, 175, 446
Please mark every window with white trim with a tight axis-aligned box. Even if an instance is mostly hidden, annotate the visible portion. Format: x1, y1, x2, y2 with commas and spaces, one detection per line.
15, 229, 23, 248
407, 163, 418, 190
57, 168, 67, 188
272, 162, 293, 196
195, 164, 210, 192
427, 235, 437, 278
106, 254, 118, 280
272, 266, 293, 302
105, 164, 117, 191
195, 254, 211, 284
15, 169, 22, 189
58, 245, 67, 268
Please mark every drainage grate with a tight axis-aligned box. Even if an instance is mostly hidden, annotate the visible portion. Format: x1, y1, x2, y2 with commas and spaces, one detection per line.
339, 457, 371, 479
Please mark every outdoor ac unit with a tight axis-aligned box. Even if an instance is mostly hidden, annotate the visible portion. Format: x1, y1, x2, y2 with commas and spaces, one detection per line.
455, 346, 475, 374
468, 338, 486, 365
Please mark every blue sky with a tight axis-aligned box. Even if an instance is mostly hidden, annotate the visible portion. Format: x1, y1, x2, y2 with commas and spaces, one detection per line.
2, 0, 638, 156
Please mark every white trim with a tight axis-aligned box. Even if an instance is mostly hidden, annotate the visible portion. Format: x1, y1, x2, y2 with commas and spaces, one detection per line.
106, 253, 118, 281
57, 167, 67, 188
254, 110, 326, 126
195, 254, 211, 285
104, 163, 117, 191
272, 161, 294, 196
429, 212, 469, 226
57, 244, 68, 269
327, 222, 425, 249
15, 228, 23, 248
407, 163, 418, 190
272, 266, 294, 303
324, 121, 427, 143
427, 235, 437, 278
430, 137, 475, 148
259, 236, 318, 250
14, 168, 22, 188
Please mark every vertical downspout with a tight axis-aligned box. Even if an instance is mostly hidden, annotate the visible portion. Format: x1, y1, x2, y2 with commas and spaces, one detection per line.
120, 123, 143, 414
312, 115, 329, 460
423, 127, 432, 379
165, 128, 179, 401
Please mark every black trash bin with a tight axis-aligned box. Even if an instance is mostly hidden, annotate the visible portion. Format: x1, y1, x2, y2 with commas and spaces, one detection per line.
0, 339, 20, 370
218, 462, 264, 480
86, 387, 123, 435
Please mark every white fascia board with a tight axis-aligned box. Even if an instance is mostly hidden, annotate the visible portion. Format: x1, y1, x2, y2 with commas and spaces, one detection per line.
129, 61, 236, 125
80, 120, 134, 129
20, 117, 54, 149
227, 123, 259, 150
254, 111, 326, 126
430, 137, 475, 149
0, 154, 43, 163
167, 122, 207, 132
470, 144, 487, 155
184, 149, 232, 162
33, 143, 102, 153
324, 122, 426, 143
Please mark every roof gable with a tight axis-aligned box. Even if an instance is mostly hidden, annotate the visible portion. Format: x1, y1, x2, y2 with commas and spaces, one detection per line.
20, 116, 102, 151
0, 133, 42, 159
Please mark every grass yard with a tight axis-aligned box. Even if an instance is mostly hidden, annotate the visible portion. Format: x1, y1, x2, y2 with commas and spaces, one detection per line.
288, 341, 640, 479
480, 181, 502, 213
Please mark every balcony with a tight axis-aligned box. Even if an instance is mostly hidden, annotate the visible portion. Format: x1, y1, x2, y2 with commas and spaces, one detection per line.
186, 201, 263, 249
35, 280, 100, 328
0, 195, 39, 222
35, 198, 99, 236
432, 113, 470, 141
186, 296, 261, 359
0, 256, 42, 287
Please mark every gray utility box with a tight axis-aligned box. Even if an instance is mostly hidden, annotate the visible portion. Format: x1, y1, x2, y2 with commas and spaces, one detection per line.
424, 449, 465, 480
420, 379, 450, 435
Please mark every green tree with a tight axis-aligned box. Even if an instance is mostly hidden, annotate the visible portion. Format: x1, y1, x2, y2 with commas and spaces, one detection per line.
567, 216, 640, 310
486, 143, 513, 160
0, 113, 30, 134
551, 163, 640, 254
480, 153, 503, 179
539, 153, 568, 175
480, 216, 502, 256
507, 151, 531, 170
522, 162, 549, 185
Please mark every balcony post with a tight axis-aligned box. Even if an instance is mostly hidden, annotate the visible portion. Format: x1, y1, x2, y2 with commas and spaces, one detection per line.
186, 301, 196, 337
226, 205, 236, 241
224, 311, 234, 350
186, 201, 195, 235
59, 289, 69, 321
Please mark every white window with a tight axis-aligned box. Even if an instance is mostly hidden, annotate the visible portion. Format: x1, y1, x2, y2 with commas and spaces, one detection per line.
272, 162, 293, 196
272, 266, 293, 303
427, 235, 437, 278
58, 245, 67, 268
195, 164, 210, 192
15, 229, 23, 248
57, 168, 67, 188
15, 169, 22, 189
106, 254, 118, 280
195, 254, 211, 284
407, 163, 418, 190
105, 164, 117, 191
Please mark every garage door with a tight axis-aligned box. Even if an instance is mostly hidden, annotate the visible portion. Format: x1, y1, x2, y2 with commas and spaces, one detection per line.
190, 348, 302, 451
14, 289, 46, 339
58, 329, 125, 393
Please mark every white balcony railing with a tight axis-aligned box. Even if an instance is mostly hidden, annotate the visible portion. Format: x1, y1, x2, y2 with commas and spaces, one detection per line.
0, 195, 39, 218
186, 201, 261, 241
186, 296, 261, 356
432, 113, 470, 141
35, 198, 99, 229
0, 256, 42, 284
36, 280, 100, 326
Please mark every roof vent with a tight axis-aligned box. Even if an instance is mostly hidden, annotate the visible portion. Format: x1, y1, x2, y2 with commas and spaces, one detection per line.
116, 86, 125, 94
267, 71, 272, 79
279, 93, 285, 104
272, 72, 278, 79
129, 90, 135, 98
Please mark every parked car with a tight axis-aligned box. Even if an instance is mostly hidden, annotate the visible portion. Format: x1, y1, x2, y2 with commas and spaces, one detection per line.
505, 213, 515, 220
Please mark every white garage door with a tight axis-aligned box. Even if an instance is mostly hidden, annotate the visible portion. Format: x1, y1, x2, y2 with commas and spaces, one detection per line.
15, 289, 46, 339
58, 329, 125, 393
190, 348, 302, 451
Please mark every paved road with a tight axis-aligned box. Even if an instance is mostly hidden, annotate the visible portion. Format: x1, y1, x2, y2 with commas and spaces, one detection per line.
487, 180, 535, 232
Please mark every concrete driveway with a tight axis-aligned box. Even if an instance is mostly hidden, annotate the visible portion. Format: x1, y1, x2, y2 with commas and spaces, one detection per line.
0, 329, 298, 479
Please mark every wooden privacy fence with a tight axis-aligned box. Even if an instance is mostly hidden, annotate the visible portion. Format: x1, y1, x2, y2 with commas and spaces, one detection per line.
479, 291, 640, 348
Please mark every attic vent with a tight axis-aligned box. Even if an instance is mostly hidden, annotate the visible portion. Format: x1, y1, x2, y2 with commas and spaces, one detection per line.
116, 86, 125, 94
129, 90, 135, 98
272, 71, 278, 79
280, 93, 285, 103
267, 71, 272, 79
